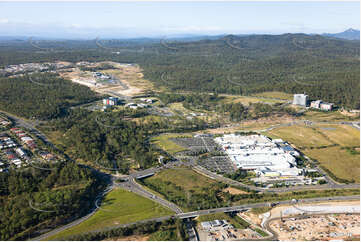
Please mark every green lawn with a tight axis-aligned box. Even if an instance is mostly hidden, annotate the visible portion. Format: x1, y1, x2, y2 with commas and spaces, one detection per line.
151, 133, 192, 154
145, 168, 218, 191
45, 188, 174, 240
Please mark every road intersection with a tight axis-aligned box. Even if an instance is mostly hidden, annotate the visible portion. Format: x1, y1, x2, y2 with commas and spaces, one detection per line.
2, 110, 358, 241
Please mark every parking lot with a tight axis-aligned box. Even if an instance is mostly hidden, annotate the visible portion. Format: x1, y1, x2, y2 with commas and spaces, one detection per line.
170, 135, 236, 174
198, 156, 236, 174
171, 136, 219, 152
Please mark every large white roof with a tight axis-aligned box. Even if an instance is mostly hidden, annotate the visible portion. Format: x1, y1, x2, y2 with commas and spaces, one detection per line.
215, 134, 299, 174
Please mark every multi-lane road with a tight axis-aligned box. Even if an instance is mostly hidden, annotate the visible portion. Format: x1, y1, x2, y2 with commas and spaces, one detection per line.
34, 193, 359, 241
116, 177, 183, 214
3, 109, 359, 240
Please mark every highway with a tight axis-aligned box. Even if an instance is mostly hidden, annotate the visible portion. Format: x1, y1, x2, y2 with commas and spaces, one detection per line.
175, 195, 360, 219
48, 195, 358, 240
5, 108, 357, 240
116, 177, 183, 214
26, 145, 359, 241
31, 183, 114, 241
120, 149, 359, 199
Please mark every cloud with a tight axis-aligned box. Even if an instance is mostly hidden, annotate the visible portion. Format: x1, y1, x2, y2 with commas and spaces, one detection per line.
0, 18, 9, 24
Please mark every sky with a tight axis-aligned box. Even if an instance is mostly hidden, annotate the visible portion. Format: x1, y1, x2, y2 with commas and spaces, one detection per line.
0, 1, 359, 38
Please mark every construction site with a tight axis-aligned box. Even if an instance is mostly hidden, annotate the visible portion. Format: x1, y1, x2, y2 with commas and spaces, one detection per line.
270, 213, 360, 240
197, 215, 269, 241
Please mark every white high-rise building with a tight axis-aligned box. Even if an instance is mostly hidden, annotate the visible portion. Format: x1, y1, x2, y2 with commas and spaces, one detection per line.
293, 94, 308, 106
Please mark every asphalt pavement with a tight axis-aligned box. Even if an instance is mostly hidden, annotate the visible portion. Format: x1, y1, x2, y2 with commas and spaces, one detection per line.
6, 108, 357, 240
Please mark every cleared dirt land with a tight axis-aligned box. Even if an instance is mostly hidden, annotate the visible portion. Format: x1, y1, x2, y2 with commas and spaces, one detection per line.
45, 188, 173, 240
60, 61, 155, 97
267, 200, 360, 241
270, 213, 359, 241
223, 187, 249, 195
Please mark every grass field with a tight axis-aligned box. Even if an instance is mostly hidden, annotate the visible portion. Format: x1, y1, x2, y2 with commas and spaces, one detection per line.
148, 227, 180, 241
264, 123, 360, 183
250, 207, 272, 215
45, 188, 173, 240
265, 125, 333, 148
150, 133, 192, 154
302, 110, 360, 122
315, 124, 360, 147
169, 102, 191, 115
222, 95, 283, 106
146, 168, 218, 191
251, 91, 294, 100
304, 146, 360, 183
142, 168, 227, 211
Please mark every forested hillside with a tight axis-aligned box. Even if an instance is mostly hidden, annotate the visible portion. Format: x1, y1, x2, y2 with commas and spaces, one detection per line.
0, 162, 104, 240
141, 34, 360, 109
0, 73, 99, 120
0, 33, 359, 109
42, 108, 208, 171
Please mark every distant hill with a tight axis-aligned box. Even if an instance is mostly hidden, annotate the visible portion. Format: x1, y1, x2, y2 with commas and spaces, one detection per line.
323, 28, 360, 40
141, 33, 360, 109
0, 33, 359, 108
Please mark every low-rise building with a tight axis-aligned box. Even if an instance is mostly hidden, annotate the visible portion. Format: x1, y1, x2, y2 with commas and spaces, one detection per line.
320, 102, 333, 111
310, 100, 333, 111
201, 220, 227, 230
310, 100, 322, 109
215, 134, 302, 180
103, 97, 118, 106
